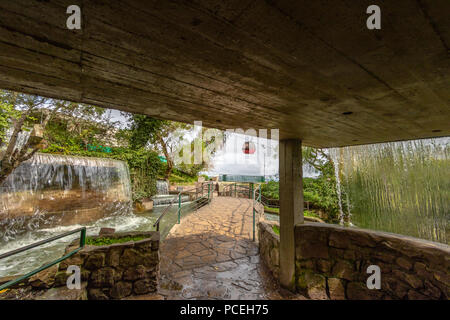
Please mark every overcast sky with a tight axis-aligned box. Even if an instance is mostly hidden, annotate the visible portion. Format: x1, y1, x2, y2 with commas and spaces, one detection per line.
106, 109, 320, 179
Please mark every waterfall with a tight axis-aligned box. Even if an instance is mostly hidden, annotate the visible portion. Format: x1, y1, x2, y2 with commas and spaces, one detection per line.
155, 180, 169, 195
329, 148, 345, 225
0, 153, 132, 241
330, 137, 449, 244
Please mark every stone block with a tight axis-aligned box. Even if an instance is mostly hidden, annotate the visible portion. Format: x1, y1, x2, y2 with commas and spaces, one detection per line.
407, 290, 428, 300
89, 288, 110, 300
84, 252, 105, 270
110, 281, 132, 299
298, 242, 329, 259
317, 259, 331, 273
59, 254, 84, 270
346, 282, 383, 300
329, 231, 350, 249
328, 278, 346, 300
331, 260, 354, 281
90, 267, 115, 288
35, 282, 87, 300
133, 279, 156, 295
123, 265, 146, 281
106, 246, 123, 267
29, 264, 58, 289
395, 257, 412, 270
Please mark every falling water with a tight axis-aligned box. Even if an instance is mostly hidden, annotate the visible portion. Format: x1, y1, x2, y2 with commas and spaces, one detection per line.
0, 153, 139, 277
329, 148, 345, 225
330, 137, 449, 244
0, 153, 132, 241
156, 180, 169, 195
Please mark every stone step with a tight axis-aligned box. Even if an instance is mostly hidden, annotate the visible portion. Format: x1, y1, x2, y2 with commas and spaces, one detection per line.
34, 282, 87, 300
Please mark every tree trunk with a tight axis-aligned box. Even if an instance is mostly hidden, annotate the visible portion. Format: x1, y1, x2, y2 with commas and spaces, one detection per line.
158, 135, 173, 180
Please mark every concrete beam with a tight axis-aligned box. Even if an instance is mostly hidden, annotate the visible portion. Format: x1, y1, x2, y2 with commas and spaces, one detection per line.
279, 139, 304, 290
0, 1, 449, 146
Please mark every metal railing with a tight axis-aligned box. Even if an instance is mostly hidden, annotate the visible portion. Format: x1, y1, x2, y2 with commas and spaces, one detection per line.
153, 182, 213, 232
0, 227, 86, 291
218, 183, 264, 241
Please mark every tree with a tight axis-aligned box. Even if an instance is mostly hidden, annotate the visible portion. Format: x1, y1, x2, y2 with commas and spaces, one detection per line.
0, 91, 52, 185
0, 90, 111, 185
126, 114, 190, 179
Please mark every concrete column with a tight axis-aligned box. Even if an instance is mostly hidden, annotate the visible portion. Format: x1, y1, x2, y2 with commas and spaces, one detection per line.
279, 139, 304, 290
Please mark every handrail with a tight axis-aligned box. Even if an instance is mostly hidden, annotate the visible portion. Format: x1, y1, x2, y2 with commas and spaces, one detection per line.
0, 227, 86, 291
152, 182, 213, 231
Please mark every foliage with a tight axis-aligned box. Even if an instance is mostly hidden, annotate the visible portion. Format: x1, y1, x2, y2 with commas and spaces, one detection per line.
168, 169, 199, 183
0, 101, 19, 143
272, 225, 280, 235
86, 236, 148, 246
260, 181, 280, 199
260, 147, 346, 223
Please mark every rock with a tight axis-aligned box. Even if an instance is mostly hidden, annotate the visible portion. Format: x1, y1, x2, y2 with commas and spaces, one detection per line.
317, 259, 331, 273
123, 293, 164, 300
133, 279, 156, 295
395, 257, 412, 270
328, 278, 346, 300
120, 249, 144, 268
296, 259, 315, 270
58, 254, 84, 270
109, 281, 132, 299
269, 247, 279, 267
297, 271, 328, 299
35, 282, 87, 300
99, 228, 115, 236
90, 267, 115, 288
407, 290, 429, 300
106, 246, 123, 267
422, 280, 442, 299
413, 262, 431, 280
123, 265, 146, 281
298, 242, 329, 259
346, 282, 383, 300
383, 276, 409, 299
329, 231, 350, 249
142, 200, 153, 211
0, 275, 28, 288
331, 260, 354, 281
29, 264, 58, 289
397, 271, 423, 289
84, 252, 105, 270
89, 288, 110, 300
433, 271, 450, 287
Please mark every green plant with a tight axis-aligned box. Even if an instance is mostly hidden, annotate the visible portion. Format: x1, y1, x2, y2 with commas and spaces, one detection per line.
85, 235, 147, 246
272, 225, 280, 235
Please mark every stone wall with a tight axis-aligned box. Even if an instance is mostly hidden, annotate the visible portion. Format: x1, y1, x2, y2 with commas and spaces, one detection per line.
56, 231, 160, 300
258, 222, 280, 279
295, 223, 450, 300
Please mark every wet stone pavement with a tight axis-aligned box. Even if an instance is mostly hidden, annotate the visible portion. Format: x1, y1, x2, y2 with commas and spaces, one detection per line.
157, 196, 306, 300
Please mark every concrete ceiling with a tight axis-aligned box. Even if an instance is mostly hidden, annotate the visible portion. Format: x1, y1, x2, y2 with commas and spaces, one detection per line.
0, 0, 448, 147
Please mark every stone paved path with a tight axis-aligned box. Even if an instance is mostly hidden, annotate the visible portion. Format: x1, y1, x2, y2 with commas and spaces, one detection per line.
157, 196, 305, 300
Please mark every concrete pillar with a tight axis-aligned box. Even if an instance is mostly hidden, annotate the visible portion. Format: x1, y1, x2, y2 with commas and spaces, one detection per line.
279, 139, 304, 290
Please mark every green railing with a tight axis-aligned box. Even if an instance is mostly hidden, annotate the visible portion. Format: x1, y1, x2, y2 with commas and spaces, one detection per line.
153, 182, 213, 233
219, 183, 263, 241
219, 175, 265, 183
0, 227, 86, 291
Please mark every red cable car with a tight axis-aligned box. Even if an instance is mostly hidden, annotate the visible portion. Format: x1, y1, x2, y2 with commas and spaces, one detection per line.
242, 141, 256, 154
